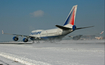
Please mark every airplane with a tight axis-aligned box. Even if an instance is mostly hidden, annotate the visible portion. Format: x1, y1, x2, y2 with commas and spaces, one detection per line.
2, 5, 93, 43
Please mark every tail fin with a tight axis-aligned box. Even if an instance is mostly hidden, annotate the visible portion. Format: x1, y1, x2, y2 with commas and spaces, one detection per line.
64, 5, 77, 27
2, 30, 4, 34
100, 31, 104, 34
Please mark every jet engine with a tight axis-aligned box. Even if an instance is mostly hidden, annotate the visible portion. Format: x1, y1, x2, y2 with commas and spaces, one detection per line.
72, 25, 76, 31
23, 38, 28, 42
13, 36, 18, 41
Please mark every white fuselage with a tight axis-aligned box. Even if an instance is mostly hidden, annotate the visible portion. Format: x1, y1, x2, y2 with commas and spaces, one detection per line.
30, 28, 73, 40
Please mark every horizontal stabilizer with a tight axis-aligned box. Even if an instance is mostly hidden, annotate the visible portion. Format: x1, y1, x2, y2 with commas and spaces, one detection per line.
2, 30, 4, 34
76, 26, 94, 30
56, 25, 71, 30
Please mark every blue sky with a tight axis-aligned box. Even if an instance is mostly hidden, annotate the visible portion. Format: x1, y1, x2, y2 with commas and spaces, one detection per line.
0, 0, 104, 41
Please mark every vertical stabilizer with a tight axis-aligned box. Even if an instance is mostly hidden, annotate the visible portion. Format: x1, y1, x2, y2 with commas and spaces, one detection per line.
64, 5, 77, 28
2, 30, 4, 34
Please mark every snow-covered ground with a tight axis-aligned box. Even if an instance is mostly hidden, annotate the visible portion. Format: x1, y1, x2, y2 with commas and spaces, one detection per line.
0, 40, 104, 65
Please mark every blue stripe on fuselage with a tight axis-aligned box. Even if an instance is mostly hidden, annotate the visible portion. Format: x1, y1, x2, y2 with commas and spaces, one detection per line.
30, 35, 65, 40
41, 35, 59, 39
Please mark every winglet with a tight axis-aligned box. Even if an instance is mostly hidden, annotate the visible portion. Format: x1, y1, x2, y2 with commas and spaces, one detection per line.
2, 30, 4, 34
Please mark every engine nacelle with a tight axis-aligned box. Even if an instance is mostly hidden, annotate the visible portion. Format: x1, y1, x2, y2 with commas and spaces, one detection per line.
13, 36, 18, 41
23, 38, 28, 42
72, 25, 76, 31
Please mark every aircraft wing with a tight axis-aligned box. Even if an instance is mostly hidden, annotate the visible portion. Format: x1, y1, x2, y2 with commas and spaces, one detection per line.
2, 30, 34, 38
76, 26, 94, 30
